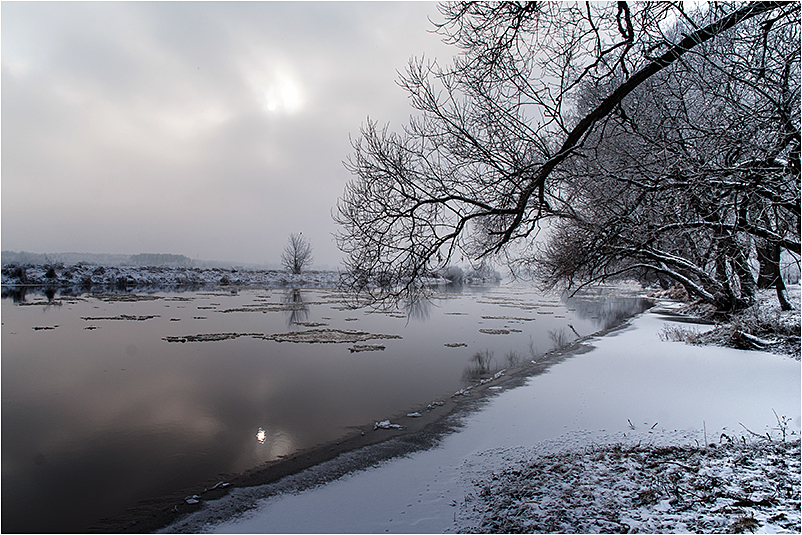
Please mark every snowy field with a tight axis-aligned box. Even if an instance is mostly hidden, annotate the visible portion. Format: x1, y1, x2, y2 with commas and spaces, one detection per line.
161, 293, 801, 534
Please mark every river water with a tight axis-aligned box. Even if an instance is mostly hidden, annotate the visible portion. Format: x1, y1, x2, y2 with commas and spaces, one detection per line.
1, 283, 650, 533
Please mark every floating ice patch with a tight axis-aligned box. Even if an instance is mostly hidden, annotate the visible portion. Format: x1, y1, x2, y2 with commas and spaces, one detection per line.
163, 333, 262, 343
264, 329, 401, 344
374, 420, 403, 430
162, 329, 402, 344
220, 304, 308, 313
479, 370, 506, 385
481, 316, 536, 322
81, 314, 159, 321
479, 328, 511, 335
95, 294, 164, 302
348, 344, 386, 353
453, 386, 474, 397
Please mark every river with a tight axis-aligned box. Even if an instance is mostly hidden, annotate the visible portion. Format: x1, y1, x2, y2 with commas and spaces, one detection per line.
1, 283, 650, 533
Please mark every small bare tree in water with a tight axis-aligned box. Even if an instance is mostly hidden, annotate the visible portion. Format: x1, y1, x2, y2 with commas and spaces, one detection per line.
281, 233, 314, 274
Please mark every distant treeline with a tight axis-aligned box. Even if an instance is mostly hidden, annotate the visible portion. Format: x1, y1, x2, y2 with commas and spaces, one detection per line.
2, 251, 193, 267
128, 253, 193, 267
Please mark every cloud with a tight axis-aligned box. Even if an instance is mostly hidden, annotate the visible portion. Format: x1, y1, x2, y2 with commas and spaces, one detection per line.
1, 2, 453, 266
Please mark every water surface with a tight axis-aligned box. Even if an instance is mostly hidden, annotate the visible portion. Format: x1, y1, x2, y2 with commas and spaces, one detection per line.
1, 283, 649, 532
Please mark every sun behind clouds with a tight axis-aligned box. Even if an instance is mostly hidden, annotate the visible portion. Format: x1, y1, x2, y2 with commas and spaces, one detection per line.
243, 59, 305, 115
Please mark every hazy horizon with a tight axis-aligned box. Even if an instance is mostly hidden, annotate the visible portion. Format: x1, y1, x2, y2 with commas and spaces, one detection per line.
2, 2, 454, 268
0, 248, 328, 270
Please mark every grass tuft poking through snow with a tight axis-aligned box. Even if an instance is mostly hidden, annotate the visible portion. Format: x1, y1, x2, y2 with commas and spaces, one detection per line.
457, 438, 800, 534
672, 287, 801, 358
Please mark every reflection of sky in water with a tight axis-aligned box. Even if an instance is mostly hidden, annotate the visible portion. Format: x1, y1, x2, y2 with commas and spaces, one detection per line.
1, 284, 648, 533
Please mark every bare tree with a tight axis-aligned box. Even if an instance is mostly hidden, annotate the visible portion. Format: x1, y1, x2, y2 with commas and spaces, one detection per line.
336, 1, 798, 308
533, 10, 799, 311
281, 233, 314, 274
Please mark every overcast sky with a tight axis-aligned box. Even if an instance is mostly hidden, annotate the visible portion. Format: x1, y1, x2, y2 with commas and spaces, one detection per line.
1, 1, 454, 268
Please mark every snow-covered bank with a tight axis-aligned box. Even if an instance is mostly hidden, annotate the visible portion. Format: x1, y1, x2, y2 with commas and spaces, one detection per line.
664, 286, 801, 359
161, 303, 801, 534
0, 264, 498, 294
1, 263, 343, 292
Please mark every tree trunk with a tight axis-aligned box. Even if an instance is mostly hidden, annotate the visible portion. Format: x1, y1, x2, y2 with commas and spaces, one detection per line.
776, 271, 794, 311
756, 240, 781, 289
757, 241, 792, 310
730, 240, 756, 309
713, 234, 737, 311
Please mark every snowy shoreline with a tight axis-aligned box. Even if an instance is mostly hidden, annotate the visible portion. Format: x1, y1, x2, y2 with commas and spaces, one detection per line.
153, 295, 799, 534
0, 263, 345, 293
0, 263, 501, 297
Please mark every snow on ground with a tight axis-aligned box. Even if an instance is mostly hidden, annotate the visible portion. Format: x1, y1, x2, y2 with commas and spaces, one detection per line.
457, 438, 800, 533
0, 263, 344, 291
668, 287, 801, 359
162, 301, 800, 534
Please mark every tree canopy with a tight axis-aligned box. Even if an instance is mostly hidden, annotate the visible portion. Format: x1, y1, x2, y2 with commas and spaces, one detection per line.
336, 1, 800, 309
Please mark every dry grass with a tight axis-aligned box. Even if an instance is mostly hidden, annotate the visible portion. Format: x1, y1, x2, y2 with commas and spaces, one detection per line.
658, 324, 703, 343
458, 439, 801, 534
671, 288, 800, 358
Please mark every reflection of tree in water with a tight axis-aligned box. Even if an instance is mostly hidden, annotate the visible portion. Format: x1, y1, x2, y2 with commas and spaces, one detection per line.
462, 349, 495, 383
2, 286, 31, 303
461, 349, 523, 384
1, 286, 66, 303
403, 295, 431, 322
564, 290, 653, 330
283, 288, 309, 327
548, 328, 572, 350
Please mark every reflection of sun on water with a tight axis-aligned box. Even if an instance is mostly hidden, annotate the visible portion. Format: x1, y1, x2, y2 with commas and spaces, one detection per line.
253, 426, 295, 462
